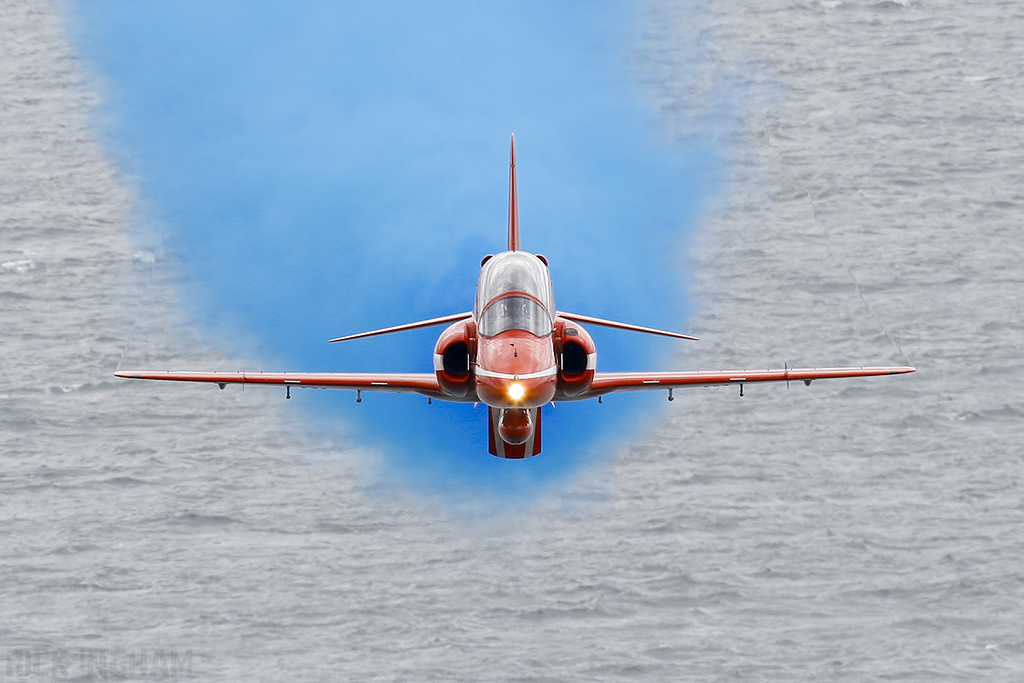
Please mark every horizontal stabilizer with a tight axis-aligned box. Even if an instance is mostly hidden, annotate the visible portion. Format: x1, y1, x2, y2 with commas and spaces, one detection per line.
557, 311, 698, 341
329, 312, 472, 343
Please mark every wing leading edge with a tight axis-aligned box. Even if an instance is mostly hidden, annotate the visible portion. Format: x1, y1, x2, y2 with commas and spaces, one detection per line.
113, 370, 448, 399
583, 365, 915, 398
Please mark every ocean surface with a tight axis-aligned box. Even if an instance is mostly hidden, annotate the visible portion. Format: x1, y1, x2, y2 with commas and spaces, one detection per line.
2, 0, 1023, 680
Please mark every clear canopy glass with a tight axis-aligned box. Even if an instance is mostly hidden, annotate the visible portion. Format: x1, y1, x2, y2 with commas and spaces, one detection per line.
479, 295, 551, 337
475, 252, 555, 337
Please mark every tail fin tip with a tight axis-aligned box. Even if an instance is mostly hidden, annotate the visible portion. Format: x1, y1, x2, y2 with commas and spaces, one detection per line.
507, 133, 520, 252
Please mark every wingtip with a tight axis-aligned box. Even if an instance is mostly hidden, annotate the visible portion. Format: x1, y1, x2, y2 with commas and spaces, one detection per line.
114, 371, 143, 379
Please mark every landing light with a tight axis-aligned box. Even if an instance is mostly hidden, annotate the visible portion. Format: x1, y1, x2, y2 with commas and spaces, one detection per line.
508, 382, 525, 400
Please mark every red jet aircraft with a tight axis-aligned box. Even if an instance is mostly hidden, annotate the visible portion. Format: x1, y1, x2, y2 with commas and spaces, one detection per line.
117, 136, 915, 458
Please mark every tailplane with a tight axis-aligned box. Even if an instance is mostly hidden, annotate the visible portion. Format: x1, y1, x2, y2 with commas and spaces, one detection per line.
507, 134, 520, 252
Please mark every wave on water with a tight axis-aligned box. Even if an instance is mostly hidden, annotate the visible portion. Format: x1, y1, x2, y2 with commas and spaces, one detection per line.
2, 259, 36, 273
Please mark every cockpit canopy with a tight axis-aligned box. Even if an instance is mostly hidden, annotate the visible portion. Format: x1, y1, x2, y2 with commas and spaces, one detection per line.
475, 251, 555, 338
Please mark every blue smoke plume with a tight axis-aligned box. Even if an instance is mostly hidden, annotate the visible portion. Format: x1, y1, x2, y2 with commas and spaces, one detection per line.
69, 1, 722, 499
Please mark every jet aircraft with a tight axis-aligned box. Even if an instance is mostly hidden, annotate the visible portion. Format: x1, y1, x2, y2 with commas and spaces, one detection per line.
117, 136, 915, 458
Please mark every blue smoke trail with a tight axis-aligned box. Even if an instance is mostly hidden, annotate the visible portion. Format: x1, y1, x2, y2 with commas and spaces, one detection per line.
69, 1, 722, 500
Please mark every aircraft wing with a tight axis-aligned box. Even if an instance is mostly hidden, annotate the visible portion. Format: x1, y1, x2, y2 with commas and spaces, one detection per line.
114, 370, 447, 398
584, 365, 915, 397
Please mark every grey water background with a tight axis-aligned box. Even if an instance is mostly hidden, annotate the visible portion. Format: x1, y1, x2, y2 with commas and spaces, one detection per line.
1, 0, 1022, 680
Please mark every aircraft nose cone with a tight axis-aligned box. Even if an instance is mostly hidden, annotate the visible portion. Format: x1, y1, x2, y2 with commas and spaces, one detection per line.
475, 331, 557, 408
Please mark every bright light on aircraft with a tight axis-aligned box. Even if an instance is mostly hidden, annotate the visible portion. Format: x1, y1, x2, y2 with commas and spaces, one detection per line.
508, 382, 525, 400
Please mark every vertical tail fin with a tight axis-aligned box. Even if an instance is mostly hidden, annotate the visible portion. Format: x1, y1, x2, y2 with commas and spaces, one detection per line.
507, 134, 520, 252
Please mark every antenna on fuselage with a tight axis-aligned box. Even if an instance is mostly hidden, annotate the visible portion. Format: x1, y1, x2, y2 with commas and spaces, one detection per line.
508, 133, 520, 252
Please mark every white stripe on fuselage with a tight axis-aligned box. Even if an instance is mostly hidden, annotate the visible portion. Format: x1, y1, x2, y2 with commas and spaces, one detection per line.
474, 366, 558, 380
